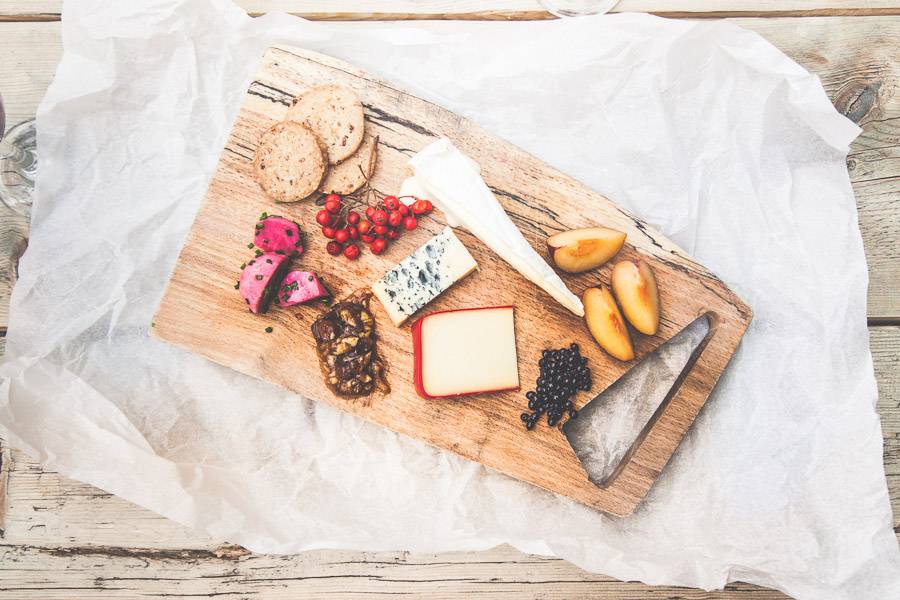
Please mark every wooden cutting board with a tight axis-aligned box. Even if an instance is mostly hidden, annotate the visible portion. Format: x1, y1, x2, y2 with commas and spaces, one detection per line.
153, 45, 752, 517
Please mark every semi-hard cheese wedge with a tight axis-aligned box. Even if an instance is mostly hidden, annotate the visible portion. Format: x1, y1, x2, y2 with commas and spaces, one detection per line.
372, 227, 477, 326
412, 306, 519, 399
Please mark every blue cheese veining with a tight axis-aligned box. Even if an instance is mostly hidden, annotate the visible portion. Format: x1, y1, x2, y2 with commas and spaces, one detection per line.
372, 227, 477, 326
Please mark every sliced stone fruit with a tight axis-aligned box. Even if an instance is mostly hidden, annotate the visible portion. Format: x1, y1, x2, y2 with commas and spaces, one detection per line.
547, 226, 626, 274
583, 285, 634, 361
611, 259, 660, 336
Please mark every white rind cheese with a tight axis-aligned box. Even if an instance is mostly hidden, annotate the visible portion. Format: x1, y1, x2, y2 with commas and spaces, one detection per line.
398, 176, 432, 208
372, 227, 477, 326
407, 139, 584, 317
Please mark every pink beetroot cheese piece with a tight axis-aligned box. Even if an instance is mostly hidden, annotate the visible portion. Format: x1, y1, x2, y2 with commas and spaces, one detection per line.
239, 252, 290, 314
254, 215, 303, 256
277, 271, 330, 307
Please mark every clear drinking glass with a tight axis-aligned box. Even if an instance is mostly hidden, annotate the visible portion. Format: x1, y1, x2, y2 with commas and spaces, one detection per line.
0, 93, 37, 215
539, 0, 620, 17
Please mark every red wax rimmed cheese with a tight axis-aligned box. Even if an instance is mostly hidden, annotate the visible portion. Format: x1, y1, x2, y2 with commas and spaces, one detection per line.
412, 306, 519, 399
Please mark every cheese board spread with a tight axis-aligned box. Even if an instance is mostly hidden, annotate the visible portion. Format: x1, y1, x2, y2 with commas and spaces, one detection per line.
153, 45, 752, 517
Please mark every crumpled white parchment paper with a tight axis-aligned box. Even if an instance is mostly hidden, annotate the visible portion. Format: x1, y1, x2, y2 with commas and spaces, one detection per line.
2, 1, 898, 598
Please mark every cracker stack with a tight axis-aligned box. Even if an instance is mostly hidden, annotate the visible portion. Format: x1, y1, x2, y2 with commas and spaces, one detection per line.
253, 84, 378, 202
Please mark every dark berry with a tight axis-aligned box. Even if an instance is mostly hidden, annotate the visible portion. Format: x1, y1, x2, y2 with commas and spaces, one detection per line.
523, 343, 592, 430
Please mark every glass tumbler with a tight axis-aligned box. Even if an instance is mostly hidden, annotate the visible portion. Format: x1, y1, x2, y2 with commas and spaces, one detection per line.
0, 93, 37, 215
539, 0, 620, 17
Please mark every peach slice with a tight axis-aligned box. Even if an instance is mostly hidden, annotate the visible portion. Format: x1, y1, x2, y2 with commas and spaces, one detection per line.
611, 260, 660, 336
547, 227, 626, 274
583, 286, 634, 361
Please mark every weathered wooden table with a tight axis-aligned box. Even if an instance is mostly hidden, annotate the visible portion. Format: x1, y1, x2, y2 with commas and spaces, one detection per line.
0, 2, 897, 598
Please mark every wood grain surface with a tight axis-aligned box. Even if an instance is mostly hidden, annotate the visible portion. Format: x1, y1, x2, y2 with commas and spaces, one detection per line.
2, 1, 900, 21
1, 7, 899, 600
153, 45, 751, 517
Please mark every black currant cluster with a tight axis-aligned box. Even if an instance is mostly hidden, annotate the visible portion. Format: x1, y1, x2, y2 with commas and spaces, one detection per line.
520, 343, 592, 430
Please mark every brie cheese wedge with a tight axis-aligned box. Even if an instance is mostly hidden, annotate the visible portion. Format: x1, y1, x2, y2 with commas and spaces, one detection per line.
398, 176, 433, 209
407, 139, 584, 317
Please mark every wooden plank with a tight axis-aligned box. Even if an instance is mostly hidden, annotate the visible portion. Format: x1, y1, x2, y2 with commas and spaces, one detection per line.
875, 327, 900, 517
1, 327, 897, 598
0, 17, 897, 331
153, 45, 752, 517
0, 540, 791, 599
0, 22, 60, 125
0, 209, 27, 331
2, 1, 900, 21
0, 21, 51, 329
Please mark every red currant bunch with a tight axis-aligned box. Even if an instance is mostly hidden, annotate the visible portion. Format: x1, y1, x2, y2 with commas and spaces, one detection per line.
314, 193, 434, 259
315, 194, 361, 260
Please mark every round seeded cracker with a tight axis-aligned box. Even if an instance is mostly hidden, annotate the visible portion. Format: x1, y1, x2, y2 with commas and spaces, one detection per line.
253, 121, 326, 202
287, 84, 365, 164
319, 134, 378, 195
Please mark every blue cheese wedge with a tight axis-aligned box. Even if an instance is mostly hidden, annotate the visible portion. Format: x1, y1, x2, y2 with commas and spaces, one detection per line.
372, 227, 477, 326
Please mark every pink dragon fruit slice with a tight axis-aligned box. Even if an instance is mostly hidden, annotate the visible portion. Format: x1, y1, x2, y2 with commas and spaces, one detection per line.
253, 215, 303, 256
239, 252, 290, 314
276, 271, 330, 307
